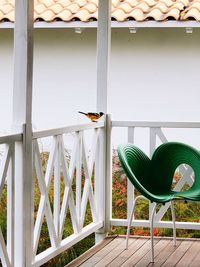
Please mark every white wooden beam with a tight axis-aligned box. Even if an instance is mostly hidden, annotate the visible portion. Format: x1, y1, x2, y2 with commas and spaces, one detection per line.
2, 21, 200, 29
96, 0, 111, 113
13, 0, 34, 266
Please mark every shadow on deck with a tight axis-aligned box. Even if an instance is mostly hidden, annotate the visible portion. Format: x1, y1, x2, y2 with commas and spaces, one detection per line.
66, 236, 200, 267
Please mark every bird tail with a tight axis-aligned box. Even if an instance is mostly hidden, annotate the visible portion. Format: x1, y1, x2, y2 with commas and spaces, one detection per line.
78, 111, 87, 115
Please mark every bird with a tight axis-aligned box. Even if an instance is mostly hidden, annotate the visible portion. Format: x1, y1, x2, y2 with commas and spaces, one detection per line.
78, 111, 104, 122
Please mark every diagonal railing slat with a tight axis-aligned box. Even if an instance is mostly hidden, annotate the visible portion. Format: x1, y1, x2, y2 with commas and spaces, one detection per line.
6, 144, 14, 266
0, 229, 11, 267
59, 136, 78, 237
33, 139, 58, 256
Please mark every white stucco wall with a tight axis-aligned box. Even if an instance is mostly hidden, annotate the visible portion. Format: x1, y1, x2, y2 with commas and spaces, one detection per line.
1, 27, 200, 134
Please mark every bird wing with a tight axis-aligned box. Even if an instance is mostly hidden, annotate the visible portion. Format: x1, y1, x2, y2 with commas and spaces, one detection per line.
87, 113, 99, 117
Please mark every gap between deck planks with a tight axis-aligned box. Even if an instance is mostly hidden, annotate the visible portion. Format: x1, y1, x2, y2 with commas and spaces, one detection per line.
65, 236, 200, 267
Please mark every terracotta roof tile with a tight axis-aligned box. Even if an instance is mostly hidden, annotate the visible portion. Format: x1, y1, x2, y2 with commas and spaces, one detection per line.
57, 0, 72, 7
146, 8, 164, 20
164, 7, 180, 19
124, 0, 140, 7
1, 0, 200, 23
136, 2, 150, 12
159, 0, 175, 7
55, 8, 72, 21
128, 8, 145, 20
182, 7, 200, 20
66, 3, 80, 13
35, 4, 47, 15
120, 2, 134, 12
189, 2, 200, 11
143, 0, 158, 7
72, 8, 91, 21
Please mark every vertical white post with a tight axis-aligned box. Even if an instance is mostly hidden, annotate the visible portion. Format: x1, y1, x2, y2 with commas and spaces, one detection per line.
54, 136, 61, 241
76, 131, 82, 232
149, 128, 157, 222
105, 114, 112, 232
127, 127, 135, 221
150, 128, 157, 158
95, 114, 112, 244
13, 0, 34, 266
96, 0, 111, 113
95, 0, 111, 243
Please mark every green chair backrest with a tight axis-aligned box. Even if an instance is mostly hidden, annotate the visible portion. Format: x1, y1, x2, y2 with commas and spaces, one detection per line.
118, 142, 200, 200
117, 144, 152, 195
152, 142, 200, 195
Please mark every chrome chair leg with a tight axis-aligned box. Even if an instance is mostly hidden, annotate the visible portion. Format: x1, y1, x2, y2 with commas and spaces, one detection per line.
171, 201, 176, 246
150, 203, 157, 263
126, 195, 145, 249
126, 197, 137, 249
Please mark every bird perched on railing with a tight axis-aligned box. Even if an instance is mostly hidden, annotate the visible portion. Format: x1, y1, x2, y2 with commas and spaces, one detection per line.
78, 111, 104, 122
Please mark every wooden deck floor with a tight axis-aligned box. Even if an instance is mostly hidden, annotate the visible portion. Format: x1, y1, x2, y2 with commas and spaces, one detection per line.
66, 236, 200, 267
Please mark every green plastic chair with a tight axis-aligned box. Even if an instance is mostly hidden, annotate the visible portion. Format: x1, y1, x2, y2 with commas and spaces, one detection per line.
117, 142, 200, 263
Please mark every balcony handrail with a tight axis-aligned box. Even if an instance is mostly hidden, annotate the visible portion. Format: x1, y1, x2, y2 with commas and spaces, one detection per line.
0, 133, 23, 144
33, 121, 105, 139
112, 120, 200, 128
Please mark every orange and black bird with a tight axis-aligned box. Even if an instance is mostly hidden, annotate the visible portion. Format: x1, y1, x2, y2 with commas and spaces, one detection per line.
78, 111, 104, 122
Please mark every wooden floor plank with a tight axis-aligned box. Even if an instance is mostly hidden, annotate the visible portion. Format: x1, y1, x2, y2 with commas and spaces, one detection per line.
108, 238, 148, 267
121, 238, 160, 267
161, 240, 193, 267
176, 241, 200, 267
148, 239, 182, 267
188, 241, 200, 267
66, 237, 115, 267
135, 238, 171, 267
66, 236, 200, 267
79, 236, 124, 267
93, 237, 136, 267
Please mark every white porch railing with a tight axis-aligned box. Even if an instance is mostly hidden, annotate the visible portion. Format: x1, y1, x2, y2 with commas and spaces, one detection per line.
2, 119, 200, 266
111, 120, 200, 231
0, 122, 105, 266
32, 122, 105, 266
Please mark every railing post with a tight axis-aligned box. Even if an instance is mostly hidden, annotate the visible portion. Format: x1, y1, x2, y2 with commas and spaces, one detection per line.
105, 114, 112, 233
149, 128, 157, 223
95, 0, 111, 243
127, 127, 135, 221
13, 0, 34, 266
95, 114, 112, 243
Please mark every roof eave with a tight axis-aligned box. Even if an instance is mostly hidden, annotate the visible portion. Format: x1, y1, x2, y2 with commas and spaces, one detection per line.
0, 20, 200, 29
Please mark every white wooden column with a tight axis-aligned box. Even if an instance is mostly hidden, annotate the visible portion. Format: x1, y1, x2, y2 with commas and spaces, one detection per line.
95, 0, 111, 243
96, 0, 111, 113
13, 0, 34, 266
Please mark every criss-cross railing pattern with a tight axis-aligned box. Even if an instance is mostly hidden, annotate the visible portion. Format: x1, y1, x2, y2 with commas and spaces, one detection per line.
32, 122, 104, 266
0, 133, 22, 267
111, 121, 200, 231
